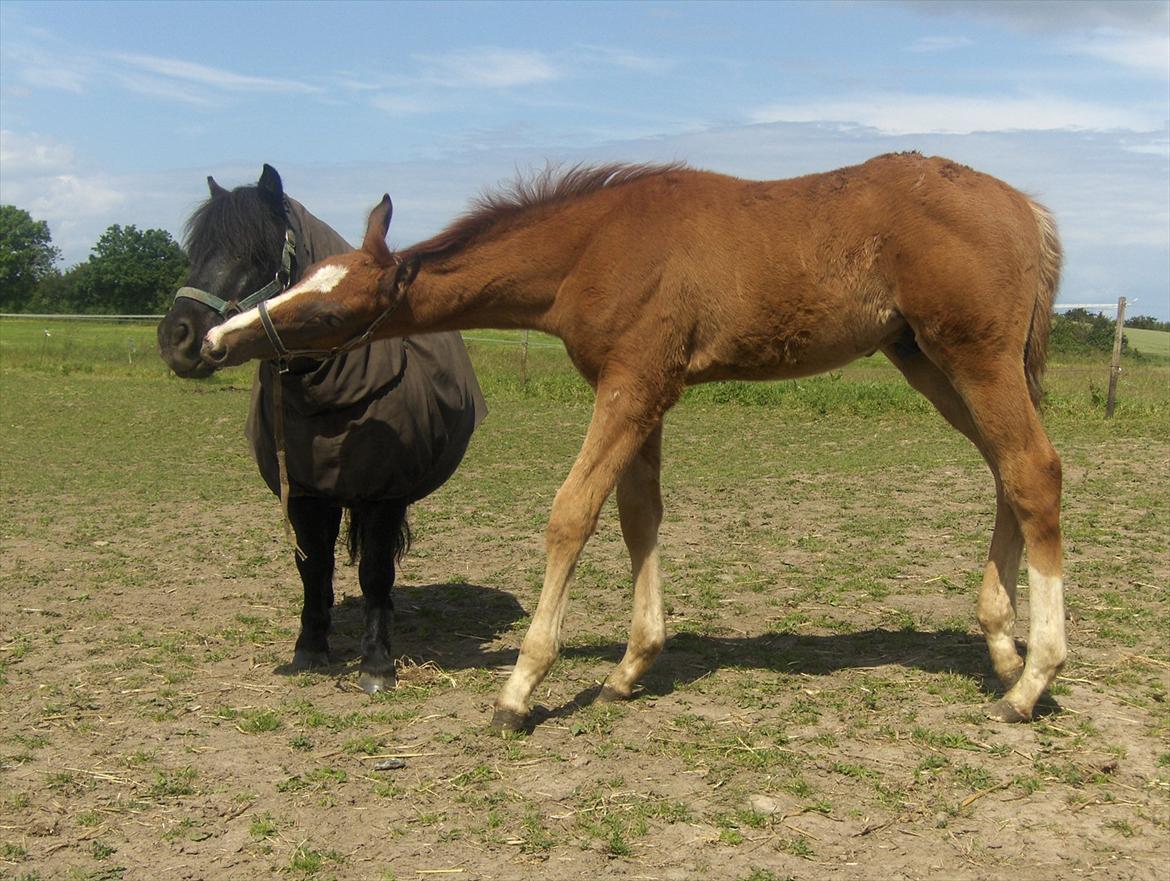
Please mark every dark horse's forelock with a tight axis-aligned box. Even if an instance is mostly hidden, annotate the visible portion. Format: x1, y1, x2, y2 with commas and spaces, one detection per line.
184, 186, 285, 272
405, 161, 686, 260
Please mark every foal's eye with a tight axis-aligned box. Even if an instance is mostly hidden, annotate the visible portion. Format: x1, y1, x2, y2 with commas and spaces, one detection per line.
324, 313, 344, 328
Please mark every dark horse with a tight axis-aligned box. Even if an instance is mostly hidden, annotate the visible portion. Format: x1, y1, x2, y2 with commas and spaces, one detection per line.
158, 165, 485, 693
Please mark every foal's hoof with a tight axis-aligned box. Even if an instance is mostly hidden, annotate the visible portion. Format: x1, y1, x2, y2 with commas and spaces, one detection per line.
358, 670, 396, 695
598, 684, 633, 703
292, 649, 330, 670
997, 665, 1025, 690
489, 706, 529, 733
985, 698, 1031, 724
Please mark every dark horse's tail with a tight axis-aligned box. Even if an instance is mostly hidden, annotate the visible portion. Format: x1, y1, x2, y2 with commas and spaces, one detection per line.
345, 502, 412, 565
1025, 200, 1063, 408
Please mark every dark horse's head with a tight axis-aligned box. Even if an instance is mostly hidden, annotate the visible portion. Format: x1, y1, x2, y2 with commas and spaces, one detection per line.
157, 165, 291, 378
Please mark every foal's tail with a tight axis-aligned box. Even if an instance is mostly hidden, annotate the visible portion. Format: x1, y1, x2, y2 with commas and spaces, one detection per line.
1024, 200, 1063, 408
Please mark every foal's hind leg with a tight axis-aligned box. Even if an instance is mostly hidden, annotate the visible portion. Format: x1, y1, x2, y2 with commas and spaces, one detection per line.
903, 338, 1065, 721
289, 497, 343, 669
954, 371, 1065, 721
884, 344, 1026, 687
600, 424, 666, 702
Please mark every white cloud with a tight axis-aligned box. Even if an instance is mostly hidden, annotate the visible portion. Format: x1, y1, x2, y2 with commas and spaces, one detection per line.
750, 93, 1163, 135
3, 40, 89, 93
380, 43, 676, 98
112, 52, 320, 95
368, 93, 437, 116
361, 44, 676, 119
1121, 135, 1170, 157
33, 174, 126, 217
112, 73, 216, 107
902, 0, 1170, 33
414, 48, 562, 89
1, 168, 125, 221
1062, 28, 1170, 78
18, 64, 87, 93
572, 45, 677, 75
907, 35, 974, 53
1, 170, 126, 259
4, 39, 323, 105
902, 1, 1170, 78
0, 129, 74, 172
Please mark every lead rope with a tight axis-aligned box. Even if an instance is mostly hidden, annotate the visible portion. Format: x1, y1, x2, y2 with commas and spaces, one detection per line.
271, 362, 306, 561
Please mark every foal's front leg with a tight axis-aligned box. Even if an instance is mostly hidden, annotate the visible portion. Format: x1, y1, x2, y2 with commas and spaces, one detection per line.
491, 386, 672, 731
289, 497, 342, 669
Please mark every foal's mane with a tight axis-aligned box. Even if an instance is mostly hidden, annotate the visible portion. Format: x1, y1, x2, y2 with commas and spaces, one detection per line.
184, 186, 285, 271
404, 162, 684, 260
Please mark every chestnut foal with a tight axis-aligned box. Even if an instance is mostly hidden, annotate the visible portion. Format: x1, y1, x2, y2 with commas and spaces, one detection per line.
203, 154, 1066, 731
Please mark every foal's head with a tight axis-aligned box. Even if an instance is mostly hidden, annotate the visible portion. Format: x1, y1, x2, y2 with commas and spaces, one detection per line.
158, 165, 291, 378
202, 197, 417, 368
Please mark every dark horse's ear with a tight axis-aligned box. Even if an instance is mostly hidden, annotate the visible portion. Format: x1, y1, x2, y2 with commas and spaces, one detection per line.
207, 176, 229, 198
363, 194, 395, 267
257, 164, 284, 211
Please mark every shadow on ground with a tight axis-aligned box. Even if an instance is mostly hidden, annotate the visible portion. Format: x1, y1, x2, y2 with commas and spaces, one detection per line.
271, 581, 525, 676
275, 582, 1056, 724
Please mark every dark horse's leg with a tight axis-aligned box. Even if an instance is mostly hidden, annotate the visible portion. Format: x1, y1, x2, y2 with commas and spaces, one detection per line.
350, 500, 410, 695
288, 496, 343, 669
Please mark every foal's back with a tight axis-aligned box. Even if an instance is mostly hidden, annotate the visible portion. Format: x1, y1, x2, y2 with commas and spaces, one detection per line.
555, 152, 1044, 384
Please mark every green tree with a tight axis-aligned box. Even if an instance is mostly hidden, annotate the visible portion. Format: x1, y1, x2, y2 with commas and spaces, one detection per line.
78, 224, 188, 313
0, 205, 61, 311
26, 264, 91, 314
1125, 315, 1170, 332
1051, 309, 1127, 355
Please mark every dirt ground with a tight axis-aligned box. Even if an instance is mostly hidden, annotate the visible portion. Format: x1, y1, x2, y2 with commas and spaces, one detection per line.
2, 384, 1168, 881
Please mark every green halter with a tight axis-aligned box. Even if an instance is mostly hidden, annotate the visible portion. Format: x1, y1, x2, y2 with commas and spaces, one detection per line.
174, 229, 297, 316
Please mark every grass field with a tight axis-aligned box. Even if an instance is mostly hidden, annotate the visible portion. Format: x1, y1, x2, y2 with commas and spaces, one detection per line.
1125, 325, 1170, 360
2, 316, 1168, 417
1, 318, 1168, 880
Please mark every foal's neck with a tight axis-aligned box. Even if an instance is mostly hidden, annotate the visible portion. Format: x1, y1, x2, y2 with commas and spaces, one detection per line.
398, 216, 590, 337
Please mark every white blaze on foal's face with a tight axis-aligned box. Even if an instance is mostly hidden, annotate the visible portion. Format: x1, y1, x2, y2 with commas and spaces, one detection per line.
206, 263, 350, 350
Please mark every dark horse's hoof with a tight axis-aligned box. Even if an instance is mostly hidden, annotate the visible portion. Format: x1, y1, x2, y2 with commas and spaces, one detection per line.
490, 706, 529, 733
985, 698, 1031, 723
358, 670, 396, 695
292, 649, 330, 670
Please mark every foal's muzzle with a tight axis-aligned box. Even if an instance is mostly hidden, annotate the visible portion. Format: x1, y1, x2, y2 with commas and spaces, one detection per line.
200, 337, 231, 367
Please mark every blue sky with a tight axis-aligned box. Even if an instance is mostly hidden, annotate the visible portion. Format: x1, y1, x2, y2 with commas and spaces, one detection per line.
2, 0, 1168, 317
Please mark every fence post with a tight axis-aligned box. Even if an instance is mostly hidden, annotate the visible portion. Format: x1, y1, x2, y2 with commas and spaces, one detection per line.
520, 329, 529, 387
1105, 296, 1127, 418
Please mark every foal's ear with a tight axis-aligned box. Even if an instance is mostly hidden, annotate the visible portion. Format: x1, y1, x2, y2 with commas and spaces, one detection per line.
379, 255, 419, 304
362, 194, 395, 267
395, 255, 420, 293
207, 176, 229, 198
258, 164, 284, 209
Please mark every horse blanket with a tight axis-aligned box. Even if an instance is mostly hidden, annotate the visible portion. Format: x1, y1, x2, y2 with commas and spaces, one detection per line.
245, 198, 486, 503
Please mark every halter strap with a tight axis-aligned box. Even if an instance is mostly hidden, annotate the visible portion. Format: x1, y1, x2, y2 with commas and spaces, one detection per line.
255, 291, 406, 371
257, 299, 290, 360
173, 224, 308, 560
253, 257, 407, 372
174, 228, 296, 317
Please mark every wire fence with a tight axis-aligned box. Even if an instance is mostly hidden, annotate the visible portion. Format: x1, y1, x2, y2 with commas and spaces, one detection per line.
0, 313, 164, 320
0, 314, 564, 350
